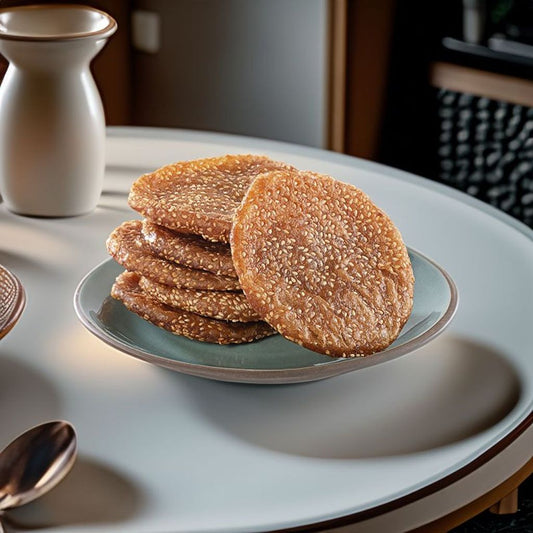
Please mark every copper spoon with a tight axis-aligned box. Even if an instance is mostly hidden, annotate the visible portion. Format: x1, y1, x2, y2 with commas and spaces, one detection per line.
0, 421, 77, 530
0, 265, 25, 341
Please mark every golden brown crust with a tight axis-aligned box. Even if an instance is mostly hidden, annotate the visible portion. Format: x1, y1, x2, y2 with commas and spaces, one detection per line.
141, 220, 237, 277
111, 271, 276, 344
128, 154, 293, 243
230, 169, 414, 357
106, 220, 241, 291
139, 276, 261, 323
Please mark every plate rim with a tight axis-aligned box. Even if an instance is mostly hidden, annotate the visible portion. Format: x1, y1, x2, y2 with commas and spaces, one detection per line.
74, 248, 458, 384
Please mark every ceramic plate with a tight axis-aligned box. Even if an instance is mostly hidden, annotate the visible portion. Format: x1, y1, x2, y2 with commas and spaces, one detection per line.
74, 250, 458, 384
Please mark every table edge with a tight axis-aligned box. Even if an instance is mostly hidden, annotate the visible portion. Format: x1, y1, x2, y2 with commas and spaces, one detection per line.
272, 414, 533, 531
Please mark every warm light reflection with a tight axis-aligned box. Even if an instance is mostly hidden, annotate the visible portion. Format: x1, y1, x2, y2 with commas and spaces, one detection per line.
1, 222, 73, 267
51, 324, 161, 387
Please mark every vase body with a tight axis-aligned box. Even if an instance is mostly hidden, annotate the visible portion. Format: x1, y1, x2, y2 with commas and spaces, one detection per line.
0, 5, 116, 217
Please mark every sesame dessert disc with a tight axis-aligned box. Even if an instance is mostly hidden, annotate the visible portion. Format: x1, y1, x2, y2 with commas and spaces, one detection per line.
230, 169, 415, 357
139, 276, 261, 323
111, 272, 276, 344
141, 220, 237, 277
128, 154, 293, 243
107, 220, 241, 291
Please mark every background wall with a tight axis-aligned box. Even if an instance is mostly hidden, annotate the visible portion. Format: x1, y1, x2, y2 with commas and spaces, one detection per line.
132, 0, 329, 148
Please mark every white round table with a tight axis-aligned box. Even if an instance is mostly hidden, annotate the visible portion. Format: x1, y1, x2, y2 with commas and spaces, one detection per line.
0, 127, 531, 532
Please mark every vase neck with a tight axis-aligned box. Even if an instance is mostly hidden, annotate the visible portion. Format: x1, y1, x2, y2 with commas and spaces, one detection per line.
0, 38, 106, 73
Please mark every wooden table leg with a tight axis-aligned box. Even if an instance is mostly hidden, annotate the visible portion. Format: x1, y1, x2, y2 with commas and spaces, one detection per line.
489, 487, 519, 514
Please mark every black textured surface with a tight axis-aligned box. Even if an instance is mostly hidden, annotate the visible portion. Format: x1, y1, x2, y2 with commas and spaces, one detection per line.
452, 474, 533, 532
436, 89, 533, 228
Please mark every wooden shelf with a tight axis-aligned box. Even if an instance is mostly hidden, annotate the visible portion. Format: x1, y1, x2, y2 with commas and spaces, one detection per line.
430, 61, 533, 108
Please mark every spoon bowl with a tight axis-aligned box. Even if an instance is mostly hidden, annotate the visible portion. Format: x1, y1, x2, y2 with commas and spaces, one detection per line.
0, 421, 77, 510
0, 265, 25, 340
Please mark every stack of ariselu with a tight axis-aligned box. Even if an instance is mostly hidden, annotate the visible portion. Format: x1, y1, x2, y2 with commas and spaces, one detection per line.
106, 155, 288, 344
107, 154, 415, 358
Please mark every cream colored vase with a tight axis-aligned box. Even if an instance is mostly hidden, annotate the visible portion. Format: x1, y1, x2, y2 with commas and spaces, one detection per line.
0, 5, 117, 216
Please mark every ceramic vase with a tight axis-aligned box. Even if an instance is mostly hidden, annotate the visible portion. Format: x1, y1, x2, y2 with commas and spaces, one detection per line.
0, 5, 117, 217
